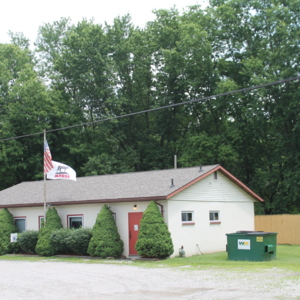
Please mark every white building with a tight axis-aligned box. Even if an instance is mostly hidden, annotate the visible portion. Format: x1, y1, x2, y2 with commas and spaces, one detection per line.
0, 165, 263, 257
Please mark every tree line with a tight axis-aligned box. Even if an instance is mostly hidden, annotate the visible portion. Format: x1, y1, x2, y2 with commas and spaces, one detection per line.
0, 0, 299, 214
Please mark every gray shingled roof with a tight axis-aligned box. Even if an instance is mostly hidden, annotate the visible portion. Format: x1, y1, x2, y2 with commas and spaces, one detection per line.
0, 165, 221, 207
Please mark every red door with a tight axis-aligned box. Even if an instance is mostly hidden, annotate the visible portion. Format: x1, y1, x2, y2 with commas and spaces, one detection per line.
128, 212, 143, 255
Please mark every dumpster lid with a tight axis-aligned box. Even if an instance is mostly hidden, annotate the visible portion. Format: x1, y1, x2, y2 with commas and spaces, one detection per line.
235, 231, 277, 235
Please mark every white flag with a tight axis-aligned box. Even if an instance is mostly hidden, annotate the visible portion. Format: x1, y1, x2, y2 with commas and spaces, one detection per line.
46, 161, 76, 181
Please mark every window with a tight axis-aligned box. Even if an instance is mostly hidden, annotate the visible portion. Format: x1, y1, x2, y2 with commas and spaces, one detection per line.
14, 217, 26, 233
209, 211, 221, 224
181, 211, 194, 225
68, 215, 83, 229
39, 216, 44, 229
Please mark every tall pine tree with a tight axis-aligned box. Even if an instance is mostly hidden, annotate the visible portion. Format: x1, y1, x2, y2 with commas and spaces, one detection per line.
88, 205, 124, 257
136, 201, 173, 258
35, 207, 63, 256
0, 208, 17, 255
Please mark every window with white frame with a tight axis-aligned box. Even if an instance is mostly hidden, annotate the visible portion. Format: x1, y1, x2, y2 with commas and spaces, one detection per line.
39, 216, 44, 229
68, 215, 83, 229
14, 217, 26, 233
181, 211, 194, 224
209, 211, 220, 223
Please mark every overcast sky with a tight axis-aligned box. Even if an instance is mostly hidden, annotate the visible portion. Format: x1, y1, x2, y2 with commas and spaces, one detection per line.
1, 0, 209, 46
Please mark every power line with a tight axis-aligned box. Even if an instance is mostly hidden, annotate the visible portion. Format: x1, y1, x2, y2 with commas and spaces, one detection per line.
0, 75, 299, 142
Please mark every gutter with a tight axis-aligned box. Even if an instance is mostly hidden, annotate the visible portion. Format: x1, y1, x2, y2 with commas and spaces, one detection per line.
155, 201, 164, 217
0, 196, 167, 208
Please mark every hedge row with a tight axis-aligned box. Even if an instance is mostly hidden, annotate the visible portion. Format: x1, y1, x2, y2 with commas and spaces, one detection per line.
14, 228, 92, 255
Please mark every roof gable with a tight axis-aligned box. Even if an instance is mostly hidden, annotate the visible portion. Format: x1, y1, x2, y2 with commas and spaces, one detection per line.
167, 165, 264, 203
169, 171, 260, 202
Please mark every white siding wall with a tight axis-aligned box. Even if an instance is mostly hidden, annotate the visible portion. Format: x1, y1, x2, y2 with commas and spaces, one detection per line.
168, 201, 254, 257
168, 172, 256, 257
171, 172, 254, 202
10, 207, 44, 231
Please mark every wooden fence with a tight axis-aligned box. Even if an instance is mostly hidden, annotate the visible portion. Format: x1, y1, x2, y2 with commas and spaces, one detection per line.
255, 214, 300, 245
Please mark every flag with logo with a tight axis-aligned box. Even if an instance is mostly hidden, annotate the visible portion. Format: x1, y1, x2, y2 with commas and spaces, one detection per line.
46, 161, 77, 181
44, 140, 54, 174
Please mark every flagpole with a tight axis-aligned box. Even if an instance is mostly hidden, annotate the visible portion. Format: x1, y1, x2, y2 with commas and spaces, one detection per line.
43, 129, 47, 225
42, 134, 76, 226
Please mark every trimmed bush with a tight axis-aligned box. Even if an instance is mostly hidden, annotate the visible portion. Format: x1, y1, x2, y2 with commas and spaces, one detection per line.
35, 207, 62, 256
10, 241, 22, 254
68, 228, 92, 255
18, 230, 39, 254
136, 201, 174, 258
51, 228, 92, 255
0, 208, 18, 255
51, 228, 71, 254
88, 205, 124, 257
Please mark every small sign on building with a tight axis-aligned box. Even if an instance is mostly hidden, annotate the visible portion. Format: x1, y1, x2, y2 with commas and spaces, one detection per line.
10, 233, 18, 243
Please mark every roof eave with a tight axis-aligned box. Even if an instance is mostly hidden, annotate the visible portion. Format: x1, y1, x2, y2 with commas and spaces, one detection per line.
218, 166, 264, 202
0, 196, 167, 208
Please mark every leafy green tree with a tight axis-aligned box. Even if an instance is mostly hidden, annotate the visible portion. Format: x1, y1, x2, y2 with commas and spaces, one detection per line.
35, 17, 71, 80
0, 208, 17, 255
55, 20, 115, 122
35, 207, 63, 256
8, 31, 31, 51
88, 205, 124, 257
82, 153, 134, 176
208, 0, 300, 213
136, 201, 173, 258
104, 16, 161, 171
0, 43, 65, 189
144, 8, 219, 169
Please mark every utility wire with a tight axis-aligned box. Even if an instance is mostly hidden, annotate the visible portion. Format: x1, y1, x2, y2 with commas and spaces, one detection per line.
0, 75, 299, 142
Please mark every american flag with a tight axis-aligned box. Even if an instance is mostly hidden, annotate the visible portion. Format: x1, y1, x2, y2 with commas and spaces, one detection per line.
44, 140, 54, 174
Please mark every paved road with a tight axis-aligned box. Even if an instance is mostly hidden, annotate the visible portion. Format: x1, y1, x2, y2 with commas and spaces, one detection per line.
0, 260, 298, 299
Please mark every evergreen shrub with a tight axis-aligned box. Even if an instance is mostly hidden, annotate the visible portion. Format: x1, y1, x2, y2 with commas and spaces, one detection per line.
35, 207, 62, 256
18, 230, 39, 254
135, 201, 174, 258
68, 228, 92, 255
51, 228, 71, 254
51, 228, 92, 255
88, 205, 124, 257
0, 208, 18, 255
10, 241, 22, 254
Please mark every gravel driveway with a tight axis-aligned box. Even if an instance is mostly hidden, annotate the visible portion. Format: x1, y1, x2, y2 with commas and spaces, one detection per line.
0, 260, 299, 299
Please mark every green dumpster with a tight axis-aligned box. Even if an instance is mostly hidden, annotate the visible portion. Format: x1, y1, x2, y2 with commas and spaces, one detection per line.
226, 231, 277, 261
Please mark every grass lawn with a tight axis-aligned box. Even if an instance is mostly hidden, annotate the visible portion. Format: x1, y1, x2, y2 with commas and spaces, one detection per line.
0, 245, 299, 273
135, 245, 300, 272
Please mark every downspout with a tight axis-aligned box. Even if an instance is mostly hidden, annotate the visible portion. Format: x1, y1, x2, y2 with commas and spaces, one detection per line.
155, 201, 164, 217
